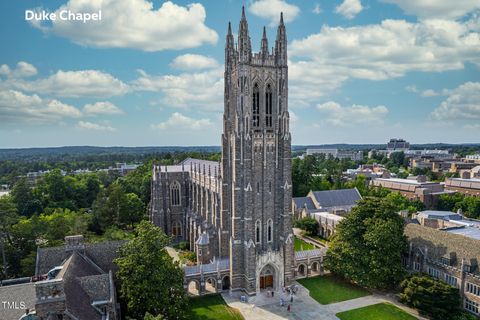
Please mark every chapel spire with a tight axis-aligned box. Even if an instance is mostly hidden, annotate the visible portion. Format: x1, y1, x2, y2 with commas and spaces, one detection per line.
275, 12, 287, 66
238, 6, 251, 63
261, 26, 269, 58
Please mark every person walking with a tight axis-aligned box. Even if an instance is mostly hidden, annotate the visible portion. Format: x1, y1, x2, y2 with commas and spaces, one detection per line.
287, 304, 291, 312
290, 294, 293, 303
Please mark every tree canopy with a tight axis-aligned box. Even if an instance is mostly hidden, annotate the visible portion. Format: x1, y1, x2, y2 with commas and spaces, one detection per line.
400, 274, 461, 320
324, 197, 408, 289
115, 221, 188, 319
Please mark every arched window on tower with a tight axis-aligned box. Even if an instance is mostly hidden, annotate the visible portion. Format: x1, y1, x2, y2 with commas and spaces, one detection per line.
265, 84, 272, 128
255, 220, 262, 244
267, 219, 273, 242
170, 181, 181, 206
253, 83, 260, 128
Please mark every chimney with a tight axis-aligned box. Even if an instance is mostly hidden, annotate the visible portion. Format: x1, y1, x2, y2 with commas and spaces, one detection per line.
64, 235, 85, 253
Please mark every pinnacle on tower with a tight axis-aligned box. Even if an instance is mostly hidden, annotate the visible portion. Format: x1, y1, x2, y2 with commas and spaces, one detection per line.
261, 26, 269, 57
275, 11, 287, 65
238, 6, 252, 63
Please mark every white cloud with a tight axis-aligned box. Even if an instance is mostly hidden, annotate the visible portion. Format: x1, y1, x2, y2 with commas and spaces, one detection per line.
0, 89, 81, 124
0, 61, 37, 78
289, 17, 480, 104
316, 101, 389, 126
132, 68, 223, 111
405, 85, 418, 93
151, 112, 212, 130
335, 0, 363, 19
77, 120, 116, 132
249, 0, 300, 26
380, 0, 480, 20
313, 3, 322, 15
170, 54, 219, 71
421, 89, 439, 97
83, 101, 123, 115
431, 82, 480, 121
6, 69, 129, 98
29, 0, 218, 52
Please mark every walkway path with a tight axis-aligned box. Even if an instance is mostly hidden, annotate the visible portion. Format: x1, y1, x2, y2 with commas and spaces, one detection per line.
222, 282, 427, 320
293, 228, 327, 248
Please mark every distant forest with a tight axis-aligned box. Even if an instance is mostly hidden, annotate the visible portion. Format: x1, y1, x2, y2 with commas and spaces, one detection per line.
0, 143, 479, 185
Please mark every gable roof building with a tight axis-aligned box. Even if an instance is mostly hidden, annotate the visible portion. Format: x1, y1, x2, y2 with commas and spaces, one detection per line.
293, 188, 362, 219
0, 235, 123, 320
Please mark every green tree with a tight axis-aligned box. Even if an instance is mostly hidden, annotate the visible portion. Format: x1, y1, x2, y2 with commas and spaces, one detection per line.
400, 274, 461, 320
293, 217, 319, 236
93, 183, 128, 231
115, 221, 188, 319
120, 193, 145, 228
144, 313, 164, 320
325, 197, 407, 289
11, 178, 42, 216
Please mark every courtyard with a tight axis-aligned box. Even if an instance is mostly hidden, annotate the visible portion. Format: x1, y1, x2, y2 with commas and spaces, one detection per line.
220, 275, 422, 320
297, 274, 370, 304
294, 236, 316, 251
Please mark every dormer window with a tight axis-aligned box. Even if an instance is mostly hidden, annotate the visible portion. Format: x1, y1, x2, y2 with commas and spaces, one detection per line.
440, 257, 451, 266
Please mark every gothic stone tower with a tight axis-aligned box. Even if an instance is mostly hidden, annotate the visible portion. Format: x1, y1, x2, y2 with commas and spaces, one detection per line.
222, 8, 294, 295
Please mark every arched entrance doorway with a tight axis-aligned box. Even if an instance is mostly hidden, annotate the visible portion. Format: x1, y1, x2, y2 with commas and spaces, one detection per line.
259, 265, 275, 290
222, 276, 230, 290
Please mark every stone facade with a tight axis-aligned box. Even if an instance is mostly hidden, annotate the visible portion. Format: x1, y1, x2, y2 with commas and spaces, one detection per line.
405, 223, 480, 316
150, 8, 295, 295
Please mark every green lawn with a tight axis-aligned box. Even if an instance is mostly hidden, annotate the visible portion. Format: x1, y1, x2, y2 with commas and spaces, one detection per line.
297, 274, 369, 304
294, 237, 316, 251
188, 294, 244, 320
336, 303, 417, 320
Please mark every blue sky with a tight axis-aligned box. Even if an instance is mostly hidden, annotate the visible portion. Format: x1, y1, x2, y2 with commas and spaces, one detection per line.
0, 0, 479, 148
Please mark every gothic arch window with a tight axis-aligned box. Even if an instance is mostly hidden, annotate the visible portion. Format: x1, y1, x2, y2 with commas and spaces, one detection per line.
172, 221, 182, 237
252, 83, 260, 128
265, 84, 273, 128
170, 181, 181, 206
255, 220, 262, 244
267, 219, 273, 242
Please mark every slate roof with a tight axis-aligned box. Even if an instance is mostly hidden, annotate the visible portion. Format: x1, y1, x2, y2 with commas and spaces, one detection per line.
60, 252, 105, 319
0, 283, 36, 320
36, 240, 125, 276
311, 188, 362, 209
293, 197, 316, 210
405, 223, 480, 273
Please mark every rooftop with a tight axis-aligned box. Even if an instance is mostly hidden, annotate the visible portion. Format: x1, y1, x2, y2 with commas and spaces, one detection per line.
310, 188, 362, 209
0, 282, 36, 320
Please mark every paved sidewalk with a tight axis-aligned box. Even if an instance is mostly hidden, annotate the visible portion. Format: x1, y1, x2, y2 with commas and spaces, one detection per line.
222, 282, 425, 320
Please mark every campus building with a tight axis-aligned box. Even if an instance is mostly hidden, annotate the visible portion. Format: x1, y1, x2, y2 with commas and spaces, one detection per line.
370, 175, 451, 208
405, 223, 480, 316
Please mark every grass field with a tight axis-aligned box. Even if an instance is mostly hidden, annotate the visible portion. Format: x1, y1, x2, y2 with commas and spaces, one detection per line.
188, 294, 244, 320
297, 274, 369, 304
294, 237, 316, 251
336, 303, 417, 320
